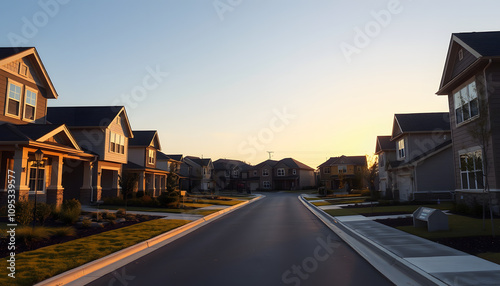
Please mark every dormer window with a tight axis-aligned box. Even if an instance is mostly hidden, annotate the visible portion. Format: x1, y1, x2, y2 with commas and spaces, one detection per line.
6, 80, 22, 117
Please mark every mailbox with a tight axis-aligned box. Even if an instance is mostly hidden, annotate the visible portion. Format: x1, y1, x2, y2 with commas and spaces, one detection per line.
413, 207, 449, 232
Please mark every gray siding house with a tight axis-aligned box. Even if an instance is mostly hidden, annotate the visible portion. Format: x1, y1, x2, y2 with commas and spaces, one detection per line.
436, 31, 500, 214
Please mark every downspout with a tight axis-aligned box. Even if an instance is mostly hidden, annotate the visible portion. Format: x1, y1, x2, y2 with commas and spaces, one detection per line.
481, 59, 492, 193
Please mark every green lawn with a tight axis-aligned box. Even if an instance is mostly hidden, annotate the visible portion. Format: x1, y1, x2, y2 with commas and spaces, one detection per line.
191, 199, 244, 206
311, 201, 332, 206
324, 202, 454, 216
0, 219, 190, 286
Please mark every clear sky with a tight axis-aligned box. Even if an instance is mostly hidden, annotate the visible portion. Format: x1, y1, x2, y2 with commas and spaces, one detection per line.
1, 0, 499, 168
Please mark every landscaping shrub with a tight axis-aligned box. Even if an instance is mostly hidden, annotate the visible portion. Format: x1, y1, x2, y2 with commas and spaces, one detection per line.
360, 189, 371, 197
59, 199, 81, 224
50, 226, 76, 237
15, 201, 34, 226
158, 191, 180, 207
106, 212, 117, 220
91, 212, 102, 221
81, 218, 92, 228
17, 226, 50, 248
116, 208, 126, 217
136, 191, 145, 198
35, 203, 53, 226
103, 197, 126, 206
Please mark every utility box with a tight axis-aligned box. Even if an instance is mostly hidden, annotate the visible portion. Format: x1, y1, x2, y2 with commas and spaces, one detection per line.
413, 207, 449, 232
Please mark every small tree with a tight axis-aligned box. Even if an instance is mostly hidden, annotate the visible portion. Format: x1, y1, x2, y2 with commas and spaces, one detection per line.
166, 163, 180, 192
119, 173, 139, 213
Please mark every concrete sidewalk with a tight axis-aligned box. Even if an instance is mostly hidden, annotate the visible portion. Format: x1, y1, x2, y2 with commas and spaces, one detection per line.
81, 204, 231, 221
300, 196, 500, 286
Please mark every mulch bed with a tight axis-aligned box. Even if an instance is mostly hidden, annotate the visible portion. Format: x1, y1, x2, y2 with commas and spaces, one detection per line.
375, 216, 500, 255
0, 214, 162, 258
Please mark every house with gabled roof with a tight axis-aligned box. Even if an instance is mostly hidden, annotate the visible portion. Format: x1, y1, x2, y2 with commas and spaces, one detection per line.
385, 113, 454, 201
247, 159, 277, 191
273, 158, 315, 190
180, 156, 214, 192
375, 136, 396, 197
47, 106, 133, 202
0, 47, 96, 206
436, 31, 500, 213
125, 130, 168, 197
318, 155, 367, 191
213, 159, 251, 192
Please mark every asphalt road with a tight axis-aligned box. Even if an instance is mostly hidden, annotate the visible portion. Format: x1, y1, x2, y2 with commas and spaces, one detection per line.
87, 192, 393, 286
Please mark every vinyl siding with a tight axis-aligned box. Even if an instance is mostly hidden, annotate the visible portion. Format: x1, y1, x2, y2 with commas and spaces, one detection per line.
0, 69, 48, 124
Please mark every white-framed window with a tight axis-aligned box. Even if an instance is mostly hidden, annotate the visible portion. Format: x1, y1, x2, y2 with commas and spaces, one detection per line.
277, 168, 285, 176
338, 165, 347, 174
28, 161, 45, 194
6, 80, 22, 117
324, 167, 330, 174
148, 149, 155, 164
292, 169, 297, 175
233, 170, 239, 176
24, 88, 37, 121
262, 169, 269, 176
454, 80, 479, 125
459, 149, 483, 190
397, 139, 406, 159
109, 132, 125, 154
263, 181, 270, 189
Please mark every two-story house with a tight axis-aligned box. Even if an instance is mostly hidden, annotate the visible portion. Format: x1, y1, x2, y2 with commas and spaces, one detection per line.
386, 113, 454, 201
318, 155, 367, 191
375, 136, 396, 198
47, 106, 133, 203
156, 153, 183, 191
273, 158, 315, 190
247, 158, 315, 191
0, 47, 96, 206
213, 159, 251, 192
125, 130, 168, 197
436, 31, 500, 214
180, 156, 214, 192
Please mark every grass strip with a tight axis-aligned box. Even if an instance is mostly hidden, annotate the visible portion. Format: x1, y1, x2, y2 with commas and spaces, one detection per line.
0, 219, 190, 286
324, 202, 454, 217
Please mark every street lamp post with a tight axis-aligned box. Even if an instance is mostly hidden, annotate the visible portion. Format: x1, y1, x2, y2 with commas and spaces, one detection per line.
32, 149, 44, 230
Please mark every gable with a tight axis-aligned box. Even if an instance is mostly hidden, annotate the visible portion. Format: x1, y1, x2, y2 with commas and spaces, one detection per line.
0, 48, 57, 99
440, 40, 479, 89
391, 117, 403, 139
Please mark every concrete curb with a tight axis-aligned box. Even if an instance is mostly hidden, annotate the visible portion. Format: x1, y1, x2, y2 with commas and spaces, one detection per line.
35, 195, 264, 286
298, 195, 447, 286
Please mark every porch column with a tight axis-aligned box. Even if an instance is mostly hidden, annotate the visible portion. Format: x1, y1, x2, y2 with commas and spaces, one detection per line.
47, 156, 64, 207
80, 161, 92, 205
13, 148, 29, 201
138, 172, 145, 192
151, 173, 156, 196
93, 165, 102, 201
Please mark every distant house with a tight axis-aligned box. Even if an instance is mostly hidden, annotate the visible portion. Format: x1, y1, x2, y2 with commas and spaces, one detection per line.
375, 136, 396, 197
0, 47, 96, 207
157, 153, 183, 191
180, 156, 214, 192
125, 130, 168, 197
213, 159, 251, 192
247, 158, 315, 191
273, 158, 315, 190
385, 113, 454, 201
247, 159, 278, 191
436, 31, 500, 213
318, 156, 367, 191
47, 106, 133, 202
